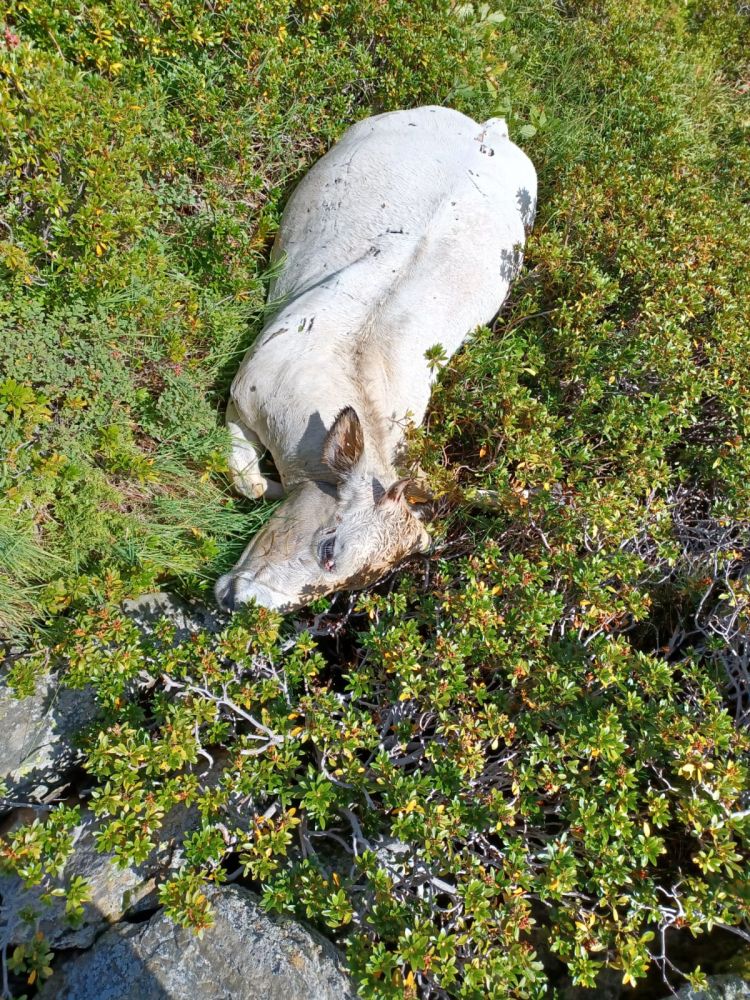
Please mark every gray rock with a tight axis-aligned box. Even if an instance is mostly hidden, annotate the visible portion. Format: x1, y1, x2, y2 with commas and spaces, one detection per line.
1, 760, 228, 950
0, 594, 218, 804
2, 812, 161, 951
122, 591, 223, 641
39, 884, 360, 1000
559, 968, 623, 1000
0, 672, 97, 805
670, 975, 750, 999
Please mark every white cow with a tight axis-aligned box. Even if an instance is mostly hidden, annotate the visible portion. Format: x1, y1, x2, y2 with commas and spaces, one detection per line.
215, 106, 536, 612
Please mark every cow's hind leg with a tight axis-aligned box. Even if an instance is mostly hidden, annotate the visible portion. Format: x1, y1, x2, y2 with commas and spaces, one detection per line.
226, 400, 285, 500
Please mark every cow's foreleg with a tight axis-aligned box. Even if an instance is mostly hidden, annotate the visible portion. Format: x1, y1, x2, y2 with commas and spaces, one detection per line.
226, 400, 285, 500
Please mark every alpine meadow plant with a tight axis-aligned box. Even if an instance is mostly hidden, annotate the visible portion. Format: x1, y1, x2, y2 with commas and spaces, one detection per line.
1, 0, 750, 998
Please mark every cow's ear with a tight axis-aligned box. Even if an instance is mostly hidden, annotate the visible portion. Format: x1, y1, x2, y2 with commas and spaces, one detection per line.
379, 478, 431, 507
322, 407, 365, 476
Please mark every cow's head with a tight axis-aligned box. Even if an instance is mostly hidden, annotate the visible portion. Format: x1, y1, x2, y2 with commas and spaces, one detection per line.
311, 407, 431, 583
215, 480, 338, 613
215, 408, 431, 613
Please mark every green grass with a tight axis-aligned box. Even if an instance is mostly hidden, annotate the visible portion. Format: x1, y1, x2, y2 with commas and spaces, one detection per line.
0, 0, 491, 634
1, 1, 750, 998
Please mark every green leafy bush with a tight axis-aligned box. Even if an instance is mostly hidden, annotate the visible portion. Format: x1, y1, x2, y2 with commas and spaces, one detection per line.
6, 585, 745, 997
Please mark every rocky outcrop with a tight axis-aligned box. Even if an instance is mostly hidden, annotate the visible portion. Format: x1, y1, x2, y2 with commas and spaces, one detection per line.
38, 884, 360, 1000
0, 593, 219, 809
121, 591, 222, 640
669, 976, 750, 999
0, 672, 97, 806
2, 807, 177, 950
1, 756, 228, 950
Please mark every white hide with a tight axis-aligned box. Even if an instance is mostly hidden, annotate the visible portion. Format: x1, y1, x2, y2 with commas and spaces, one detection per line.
216, 106, 536, 612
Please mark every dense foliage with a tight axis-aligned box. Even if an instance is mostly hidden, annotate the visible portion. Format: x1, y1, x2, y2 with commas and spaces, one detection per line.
1, 1, 749, 998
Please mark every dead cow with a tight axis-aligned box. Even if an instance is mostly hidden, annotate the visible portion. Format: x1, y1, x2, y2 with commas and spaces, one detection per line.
215, 106, 536, 612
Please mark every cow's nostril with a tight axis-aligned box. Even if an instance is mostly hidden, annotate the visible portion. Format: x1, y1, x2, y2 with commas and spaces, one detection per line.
214, 573, 237, 612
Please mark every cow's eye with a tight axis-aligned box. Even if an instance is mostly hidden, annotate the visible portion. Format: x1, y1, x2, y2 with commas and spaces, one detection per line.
318, 534, 336, 572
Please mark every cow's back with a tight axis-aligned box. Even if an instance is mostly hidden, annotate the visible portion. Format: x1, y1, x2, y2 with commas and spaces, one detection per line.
270, 106, 535, 304
232, 106, 536, 488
